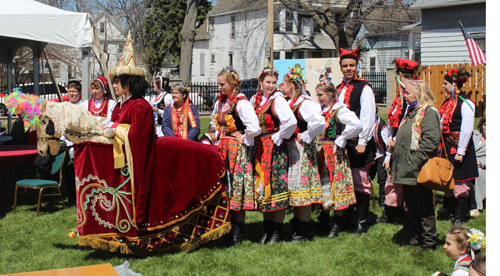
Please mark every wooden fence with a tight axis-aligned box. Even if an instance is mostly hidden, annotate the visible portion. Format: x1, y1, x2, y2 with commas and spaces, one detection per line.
418, 63, 486, 117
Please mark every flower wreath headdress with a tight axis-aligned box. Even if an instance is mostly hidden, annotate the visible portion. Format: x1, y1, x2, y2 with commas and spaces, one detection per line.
225, 65, 240, 82
259, 66, 279, 79
467, 228, 485, 260
286, 63, 305, 84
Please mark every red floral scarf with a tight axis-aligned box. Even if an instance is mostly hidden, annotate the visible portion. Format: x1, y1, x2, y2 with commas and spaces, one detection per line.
438, 94, 458, 134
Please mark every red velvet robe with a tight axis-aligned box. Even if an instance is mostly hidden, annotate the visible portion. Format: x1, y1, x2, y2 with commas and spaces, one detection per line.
74, 96, 230, 255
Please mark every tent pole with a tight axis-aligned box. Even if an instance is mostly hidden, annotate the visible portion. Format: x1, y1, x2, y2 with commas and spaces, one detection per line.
33, 42, 40, 96
81, 47, 91, 101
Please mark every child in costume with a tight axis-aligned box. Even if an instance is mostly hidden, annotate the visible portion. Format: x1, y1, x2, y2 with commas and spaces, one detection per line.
432, 227, 485, 276
369, 109, 389, 208
210, 66, 261, 244
162, 84, 200, 141
251, 66, 297, 244
439, 69, 478, 226
82, 76, 116, 126
150, 76, 173, 137
280, 65, 325, 242
315, 74, 362, 238
200, 125, 216, 145
469, 253, 486, 276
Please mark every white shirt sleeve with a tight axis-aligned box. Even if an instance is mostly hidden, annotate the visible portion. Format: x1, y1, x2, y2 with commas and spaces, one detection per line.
210, 100, 219, 135
358, 85, 377, 146
271, 96, 297, 146
164, 94, 173, 106
102, 99, 117, 126
457, 99, 475, 155
381, 125, 390, 145
387, 125, 395, 140
299, 100, 326, 144
336, 106, 362, 148
236, 100, 262, 146
82, 100, 89, 110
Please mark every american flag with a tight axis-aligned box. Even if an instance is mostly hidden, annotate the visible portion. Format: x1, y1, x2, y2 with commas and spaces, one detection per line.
460, 21, 486, 66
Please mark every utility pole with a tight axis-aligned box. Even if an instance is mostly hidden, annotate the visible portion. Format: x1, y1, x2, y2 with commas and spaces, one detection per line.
267, 0, 273, 66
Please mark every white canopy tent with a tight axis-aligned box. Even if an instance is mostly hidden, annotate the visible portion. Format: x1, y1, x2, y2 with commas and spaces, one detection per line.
0, 0, 93, 132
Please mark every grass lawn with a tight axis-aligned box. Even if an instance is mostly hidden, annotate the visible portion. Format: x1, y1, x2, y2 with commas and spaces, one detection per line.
0, 114, 485, 275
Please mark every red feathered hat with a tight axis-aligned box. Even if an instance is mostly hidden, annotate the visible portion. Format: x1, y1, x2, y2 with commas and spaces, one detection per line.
395, 59, 418, 74
445, 69, 469, 84
340, 48, 359, 62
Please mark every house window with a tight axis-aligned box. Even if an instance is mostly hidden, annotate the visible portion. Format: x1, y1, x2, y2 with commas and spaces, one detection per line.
200, 53, 205, 76
312, 52, 322, 58
298, 16, 303, 35
273, 11, 280, 33
209, 18, 214, 30
285, 52, 293, 59
211, 54, 216, 63
99, 22, 105, 33
229, 53, 233, 67
231, 16, 236, 37
118, 44, 124, 53
285, 11, 294, 33
273, 52, 280, 60
370, 57, 376, 72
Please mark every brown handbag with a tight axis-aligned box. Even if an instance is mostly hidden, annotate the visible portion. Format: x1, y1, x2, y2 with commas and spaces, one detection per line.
417, 131, 455, 192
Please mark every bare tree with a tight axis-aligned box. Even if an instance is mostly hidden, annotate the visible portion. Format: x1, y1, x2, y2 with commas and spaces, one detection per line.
282, 0, 418, 55
179, 0, 200, 83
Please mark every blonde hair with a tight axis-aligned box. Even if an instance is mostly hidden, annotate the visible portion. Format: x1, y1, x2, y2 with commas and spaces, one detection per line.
411, 80, 435, 107
315, 83, 338, 101
283, 73, 303, 100
218, 68, 241, 97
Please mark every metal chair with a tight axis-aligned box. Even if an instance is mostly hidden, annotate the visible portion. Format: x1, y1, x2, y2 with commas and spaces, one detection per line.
13, 151, 66, 216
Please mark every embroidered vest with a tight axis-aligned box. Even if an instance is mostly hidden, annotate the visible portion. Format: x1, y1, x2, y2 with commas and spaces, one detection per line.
217, 96, 247, 137
374, 116, 387, 154
317, 107, 344, 144
453, 255, 472, 273
88, 98, 110, 117
290, 100, 308, 139
256, 98, 280, 137
336, 79, 371, 118
450, 92, 474, 132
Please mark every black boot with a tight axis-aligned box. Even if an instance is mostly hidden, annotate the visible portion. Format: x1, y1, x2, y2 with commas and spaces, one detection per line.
454, 197, 469, 226
446, 197, 457, 223
352, 192, 371, 235
288, 219, 309, 242
315, 211, 330, 235
376, 206, 397, 223
232, 222, 244, 244
267, 222, 283, 244
342, 205, 355, 230
258, 220, 274, 244
326, 215, 343, 238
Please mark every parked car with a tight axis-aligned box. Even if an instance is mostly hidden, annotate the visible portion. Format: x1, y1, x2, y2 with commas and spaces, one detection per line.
202, 90, 219, 109
373, 83, 387, 104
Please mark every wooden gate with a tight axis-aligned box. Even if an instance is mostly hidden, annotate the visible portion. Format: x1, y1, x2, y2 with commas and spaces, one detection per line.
418, 64, 485, 116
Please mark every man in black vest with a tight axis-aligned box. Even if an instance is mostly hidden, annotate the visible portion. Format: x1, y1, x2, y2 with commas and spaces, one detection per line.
336, 48, 377, 234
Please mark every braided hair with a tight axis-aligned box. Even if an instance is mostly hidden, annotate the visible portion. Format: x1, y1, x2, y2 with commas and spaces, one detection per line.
218, 67, 241, 97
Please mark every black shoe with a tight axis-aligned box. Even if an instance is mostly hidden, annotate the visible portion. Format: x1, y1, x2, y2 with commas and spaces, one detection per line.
267, 223, 283, 244
351, 192, 371, 235
376, 206, 397, 224
232, 222, 244, 244
326, 215, 343, 238
288, 219, 309, 242
258, 220, 273, 245
218, 231, 235, 248
65, 202, 76, 208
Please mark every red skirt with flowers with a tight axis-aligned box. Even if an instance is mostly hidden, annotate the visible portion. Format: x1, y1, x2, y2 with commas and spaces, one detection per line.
318, 145, 356, 210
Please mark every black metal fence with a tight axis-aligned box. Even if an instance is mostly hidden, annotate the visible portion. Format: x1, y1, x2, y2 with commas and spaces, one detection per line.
363, 71, 387, 104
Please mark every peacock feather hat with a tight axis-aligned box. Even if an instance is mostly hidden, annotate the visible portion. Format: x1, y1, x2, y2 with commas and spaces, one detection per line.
109, 31, 145, 79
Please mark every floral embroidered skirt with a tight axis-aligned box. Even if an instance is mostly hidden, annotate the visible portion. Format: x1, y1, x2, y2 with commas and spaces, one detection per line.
254, 137, 290, 212
319, 145, 356, 210
285, 139, 323, 206
218, 137, 257, 211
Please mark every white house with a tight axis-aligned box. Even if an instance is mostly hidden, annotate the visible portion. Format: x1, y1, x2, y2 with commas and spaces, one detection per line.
409, 0, 485, 66
191, 0, 337, 82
